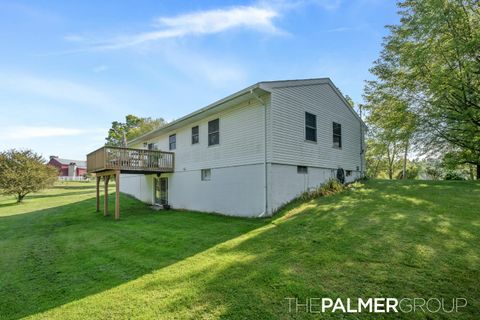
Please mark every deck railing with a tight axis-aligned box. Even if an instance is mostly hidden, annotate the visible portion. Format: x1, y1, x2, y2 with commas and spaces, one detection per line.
87, 146, 174, 173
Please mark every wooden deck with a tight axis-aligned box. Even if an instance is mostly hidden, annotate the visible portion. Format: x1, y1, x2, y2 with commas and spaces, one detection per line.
87, 146, 174, 174
86, 146, 174, 220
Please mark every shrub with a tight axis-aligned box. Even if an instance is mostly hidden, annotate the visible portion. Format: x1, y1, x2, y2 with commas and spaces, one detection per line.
0, 149, 58, 202
299, 178, 345, 201
444, 171, 465, 180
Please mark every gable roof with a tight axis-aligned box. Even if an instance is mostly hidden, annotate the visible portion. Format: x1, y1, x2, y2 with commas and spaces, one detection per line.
129, 78, 366, 145
51, 158, 87, 168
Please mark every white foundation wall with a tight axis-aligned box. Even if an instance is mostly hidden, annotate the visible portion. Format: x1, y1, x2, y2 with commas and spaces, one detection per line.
268, 163, 361, 213
119, 174, 154, 204
166, 164, 265, 217
120, 164, 265, 217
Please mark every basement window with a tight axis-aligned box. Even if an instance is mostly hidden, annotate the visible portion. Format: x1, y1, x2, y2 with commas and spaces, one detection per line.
346, 170, 352, 177
169, 134, 176, 150
208, 119, 220, 146
201, 169, 211, 181
305, 112, 317, 142
333, 122, 342, 148
192, 126, 199, 144
297, 166, 308, 174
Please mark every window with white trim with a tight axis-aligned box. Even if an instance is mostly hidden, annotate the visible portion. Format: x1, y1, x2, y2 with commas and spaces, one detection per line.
169, 134, 176, 150
208, 119, 219, 146
201, 169, 211, 181
333, 122, 342, 148
192, 126, 199, 144
305, 112, 317, 142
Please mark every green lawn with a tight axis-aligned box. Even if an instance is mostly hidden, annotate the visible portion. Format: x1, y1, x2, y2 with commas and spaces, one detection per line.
0, 180, 479, 319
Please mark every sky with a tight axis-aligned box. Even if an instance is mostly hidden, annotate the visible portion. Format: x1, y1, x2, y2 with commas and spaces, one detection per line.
0, 0, 399, 160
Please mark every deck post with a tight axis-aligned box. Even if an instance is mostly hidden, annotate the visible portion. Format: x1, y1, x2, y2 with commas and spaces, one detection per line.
115, 170, 120, 220
104, 175, 110, 216
96, 176, 100, 212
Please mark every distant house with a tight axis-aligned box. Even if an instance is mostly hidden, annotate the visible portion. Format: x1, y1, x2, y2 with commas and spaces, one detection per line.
87, 78, 367, 218
48, 156, 87, 179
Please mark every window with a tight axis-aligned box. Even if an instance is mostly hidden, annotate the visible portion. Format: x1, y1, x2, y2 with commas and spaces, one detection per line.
297, 166, 308, 174
201, 169, 211, 181
346, 170, 352, 177
147, 143, 156, 150
305, 112, 317, 142
333, 122, 342, 148
208, 119, 219, 146
191, 126, 199, 144
169, 134, 176, 150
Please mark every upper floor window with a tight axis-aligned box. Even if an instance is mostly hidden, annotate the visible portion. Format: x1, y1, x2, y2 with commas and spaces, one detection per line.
305, 112, 317, 142
208, 119, 220, 146
169, 134, 176, 150
333, 122, 342, 148
192, 126, 199, 144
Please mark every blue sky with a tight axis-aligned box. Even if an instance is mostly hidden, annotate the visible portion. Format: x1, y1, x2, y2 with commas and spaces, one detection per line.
0, 0, 398, 160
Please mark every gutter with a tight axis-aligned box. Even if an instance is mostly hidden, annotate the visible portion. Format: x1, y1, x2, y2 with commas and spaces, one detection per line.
250, 89, 268, 218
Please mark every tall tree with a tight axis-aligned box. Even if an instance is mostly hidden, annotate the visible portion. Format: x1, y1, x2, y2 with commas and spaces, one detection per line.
0, 149, 58, 202
106, 115, 167, 146
370, 0, 480, 178
363, 79, 417, 179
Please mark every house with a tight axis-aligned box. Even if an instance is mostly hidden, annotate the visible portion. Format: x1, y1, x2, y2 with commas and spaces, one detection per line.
48, 156, 87, 179
87, 78, 366, 218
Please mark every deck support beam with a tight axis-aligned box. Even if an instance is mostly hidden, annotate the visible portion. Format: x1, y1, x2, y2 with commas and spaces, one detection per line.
96, 176, 100, 212
104, 175, 110, 216
115, 170, 120, 220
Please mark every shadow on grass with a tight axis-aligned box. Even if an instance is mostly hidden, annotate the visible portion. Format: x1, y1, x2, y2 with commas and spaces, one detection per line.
155, 180, 480, 319
0, 202, 20, 209
0, 193, 266, 319
26, 190, 96, 200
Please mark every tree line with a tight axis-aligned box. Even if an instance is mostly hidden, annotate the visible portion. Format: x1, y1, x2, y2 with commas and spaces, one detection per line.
362, 0, 479, 180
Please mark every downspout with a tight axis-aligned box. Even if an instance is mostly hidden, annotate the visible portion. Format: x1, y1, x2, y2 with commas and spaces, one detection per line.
360, 125, 364, 178
250, 89, 268, 217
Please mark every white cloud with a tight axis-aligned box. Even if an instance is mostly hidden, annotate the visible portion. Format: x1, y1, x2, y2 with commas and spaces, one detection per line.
0, 73, 114, 110
0, 126, 101, 140
74, 5, 281, 50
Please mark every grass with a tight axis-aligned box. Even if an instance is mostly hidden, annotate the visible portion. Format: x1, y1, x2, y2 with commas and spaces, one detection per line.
0, 180, 479, 319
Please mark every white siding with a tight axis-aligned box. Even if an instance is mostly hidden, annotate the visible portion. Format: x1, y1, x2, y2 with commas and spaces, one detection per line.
137, 97, 270, 171
270, 83, 364, 172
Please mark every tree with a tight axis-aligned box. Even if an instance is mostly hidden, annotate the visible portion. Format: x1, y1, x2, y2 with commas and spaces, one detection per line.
363, 80, 417, 179
105, 115, 167, 146
0, 149, 58, 202
370, 0, 480, 178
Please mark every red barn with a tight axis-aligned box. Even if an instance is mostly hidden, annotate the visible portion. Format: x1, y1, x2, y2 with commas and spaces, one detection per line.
48, 156, 87, 178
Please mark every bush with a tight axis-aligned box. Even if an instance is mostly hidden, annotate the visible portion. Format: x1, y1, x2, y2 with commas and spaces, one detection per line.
395, 168, 419, 180
444, 171, 465, 180
299, 178, 345, 201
